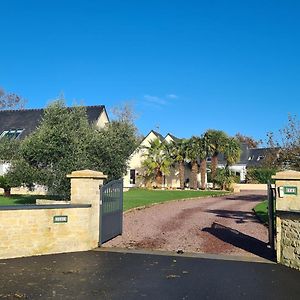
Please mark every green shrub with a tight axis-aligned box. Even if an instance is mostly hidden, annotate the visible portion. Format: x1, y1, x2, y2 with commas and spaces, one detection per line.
246, 167, 277, 184
214, 168, 235, 191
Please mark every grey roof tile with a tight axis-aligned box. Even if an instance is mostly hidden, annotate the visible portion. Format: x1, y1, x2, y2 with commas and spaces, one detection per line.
0, 105, 105, 139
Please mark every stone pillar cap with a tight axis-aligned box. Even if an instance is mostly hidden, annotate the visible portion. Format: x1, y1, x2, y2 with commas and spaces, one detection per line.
67, 169, 108, 179
272, 170, 300, 180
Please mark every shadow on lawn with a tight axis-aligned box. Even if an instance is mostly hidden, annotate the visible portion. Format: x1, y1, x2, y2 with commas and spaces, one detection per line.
203, 222, 275, 261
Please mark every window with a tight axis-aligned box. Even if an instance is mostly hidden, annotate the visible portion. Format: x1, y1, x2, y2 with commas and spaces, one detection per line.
0, 129, 24, 140
130, 169, 136, 184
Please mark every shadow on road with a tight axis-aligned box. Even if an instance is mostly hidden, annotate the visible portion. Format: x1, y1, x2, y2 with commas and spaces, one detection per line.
204, 209, 260, 224
224, 193, 267, 202
202, 222, 275, 261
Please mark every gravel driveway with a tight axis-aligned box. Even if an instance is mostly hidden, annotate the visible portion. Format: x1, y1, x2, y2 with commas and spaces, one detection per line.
104, 191, 271, 259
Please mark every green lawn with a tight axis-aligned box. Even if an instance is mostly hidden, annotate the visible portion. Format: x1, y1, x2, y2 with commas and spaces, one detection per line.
0, 194, 62, 206
123, 188, 228, 211
0, 189, 228, 210
253, 200, 268, 224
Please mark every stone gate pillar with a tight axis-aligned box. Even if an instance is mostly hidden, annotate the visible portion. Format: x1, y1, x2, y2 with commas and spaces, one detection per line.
67, 170, 107, 248
272, 170, 300, 270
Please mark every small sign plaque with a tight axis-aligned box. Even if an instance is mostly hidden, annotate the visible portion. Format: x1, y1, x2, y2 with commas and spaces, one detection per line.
284, 186, 298, 195
53, 215, 68, 223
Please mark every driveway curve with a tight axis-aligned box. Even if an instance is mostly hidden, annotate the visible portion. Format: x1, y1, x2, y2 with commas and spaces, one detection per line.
104, 191, 271, 259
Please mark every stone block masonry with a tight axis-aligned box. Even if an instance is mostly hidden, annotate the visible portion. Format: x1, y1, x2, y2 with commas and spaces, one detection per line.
273, 170, 300, 271
277, 212, 300, 270
0, 170, 107, 260
0, 205, 92, 259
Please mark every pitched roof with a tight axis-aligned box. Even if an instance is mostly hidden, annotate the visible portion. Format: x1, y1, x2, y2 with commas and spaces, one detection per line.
217, 143, 280, 167
165, 133, 181, 142
151, 130, 164, 142
0, 105, 105, 139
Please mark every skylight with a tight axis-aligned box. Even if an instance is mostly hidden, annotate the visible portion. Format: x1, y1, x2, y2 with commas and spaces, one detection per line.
257, 155, 265, 161
0, 129, 24, 140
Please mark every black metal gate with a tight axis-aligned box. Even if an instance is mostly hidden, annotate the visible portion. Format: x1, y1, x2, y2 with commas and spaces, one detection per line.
267, 182, 276, 252
99, 179, 123, 245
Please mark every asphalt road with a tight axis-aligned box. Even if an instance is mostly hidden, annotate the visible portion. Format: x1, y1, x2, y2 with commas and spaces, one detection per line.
1, 250, 300, 299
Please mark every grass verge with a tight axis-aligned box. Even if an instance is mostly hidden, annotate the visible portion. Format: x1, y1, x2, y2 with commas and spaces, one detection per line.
253, 200, 268, 225
0, 194, 62, 206
123, 188, 229, 211
0, 189, 229, 211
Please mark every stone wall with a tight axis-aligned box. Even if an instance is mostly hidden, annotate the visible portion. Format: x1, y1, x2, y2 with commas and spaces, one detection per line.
0, 169, 107, 260
233, 183, 267, 193
277, 212, 300, 270
0, 205, 92, 259
273, 170, 300, 271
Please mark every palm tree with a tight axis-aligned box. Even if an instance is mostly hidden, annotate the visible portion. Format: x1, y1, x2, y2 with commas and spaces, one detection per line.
223, 137, 241, 170
199, 134, 210, 190
142, 138, 172, 188
169, 139, 188, 190
205, 129, 228, 188
186, 136, 207, 190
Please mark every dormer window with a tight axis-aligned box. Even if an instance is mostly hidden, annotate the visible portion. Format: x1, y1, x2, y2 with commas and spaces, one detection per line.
248, 156, 254, 160
0, 129, 24, 140
257, 155, 265, 161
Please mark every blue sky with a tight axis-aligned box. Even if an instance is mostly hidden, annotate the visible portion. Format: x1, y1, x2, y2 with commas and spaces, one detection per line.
1, 1, 300, 142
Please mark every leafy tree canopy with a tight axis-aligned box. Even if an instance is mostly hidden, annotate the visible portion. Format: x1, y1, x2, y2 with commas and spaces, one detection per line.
266, 114, 300, 171
0, 87, 26, 110
235, 132, 261, 148
5, 100, 139, 198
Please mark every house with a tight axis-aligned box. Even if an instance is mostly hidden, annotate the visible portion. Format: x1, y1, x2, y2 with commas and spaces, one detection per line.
124, 130, 278, 189
217, 143, 278, 182
123, 130, 193, 189
0, 105, 109, 176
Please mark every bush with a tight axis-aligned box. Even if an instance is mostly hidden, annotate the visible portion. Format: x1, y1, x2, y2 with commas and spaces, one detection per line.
214, 168, 235, 191
246, 167, 277, 184
0, 175, 12, 197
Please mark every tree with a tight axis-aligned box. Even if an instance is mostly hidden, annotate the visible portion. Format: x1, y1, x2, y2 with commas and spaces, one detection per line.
205, 130, 228, 188
199, 133, 210, 190
7, 100, 139, 198
278, 114, 300, 170
265, 114, 300, 170
141, 138, 172, 188
169, 139, 188, 190
88, 117, 139, 181
223, 138, 241, 169
235, 133, 261, 148
16, 101, 93, 197
246, 167, 277, 184
0, 87, 26, 110
0, 138, 22, 196
0, 176, 12, 197
186, 136, 208, 190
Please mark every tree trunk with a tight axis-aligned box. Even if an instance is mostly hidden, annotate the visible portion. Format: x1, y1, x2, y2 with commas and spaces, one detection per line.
156, 169, 163, 188
191, 161, 198, 190
211, 154, 218, 189
200, 159, 207, 190
4, 187, 11, 197
179, 161, 185, 190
